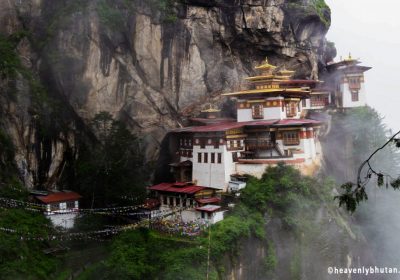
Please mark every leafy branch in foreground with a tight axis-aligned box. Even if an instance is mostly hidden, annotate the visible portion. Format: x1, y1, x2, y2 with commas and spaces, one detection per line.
335, 130, 400, 213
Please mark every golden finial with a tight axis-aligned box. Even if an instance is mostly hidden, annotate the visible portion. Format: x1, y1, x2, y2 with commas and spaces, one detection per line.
201, 103, 220, 113
348, 52, 352, 60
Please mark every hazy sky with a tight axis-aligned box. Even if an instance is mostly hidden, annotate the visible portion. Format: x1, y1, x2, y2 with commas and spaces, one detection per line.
325, 0, 400, 132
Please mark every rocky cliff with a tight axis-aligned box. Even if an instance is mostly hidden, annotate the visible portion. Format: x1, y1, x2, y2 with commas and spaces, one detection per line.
0, 0, 334, 188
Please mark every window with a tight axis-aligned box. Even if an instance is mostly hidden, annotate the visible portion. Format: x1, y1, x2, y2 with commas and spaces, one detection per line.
67, 201, 75, 209
217, 153, 222, 163
188, 150, 192, 158
252, 104, 264, 119
183, 199, 186, 207
169, 197, 174, 206
302, 99, 306, 107
50, 203, 60, 211
283, 131, 300, 145
200, 138, 206, 149
232, 153, 238, 162
214, 139, 220, 149
176, 197, 180, 206
211, 153, 215, 163
351, 91, 359, 102
163, 196, 167, 205
311, 95, 329, 107
285, 102, 297, 117
198, 153, 202, 163
204, 153, 208, 163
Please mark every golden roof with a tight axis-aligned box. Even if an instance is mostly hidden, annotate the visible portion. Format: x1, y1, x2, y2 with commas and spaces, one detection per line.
222, 88, 310, 97
277, 68, 295, 75
201, 104, 220, 113
255, 57, 277, 70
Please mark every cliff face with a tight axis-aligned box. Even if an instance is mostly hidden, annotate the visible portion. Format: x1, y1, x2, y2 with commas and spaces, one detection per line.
0, 0, 334, 188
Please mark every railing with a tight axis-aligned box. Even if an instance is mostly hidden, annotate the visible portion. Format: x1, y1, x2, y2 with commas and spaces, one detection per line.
245, 139, 275, 150
282, 139, 300, 145
310, 100, 329, 107
227, 146, 244, 151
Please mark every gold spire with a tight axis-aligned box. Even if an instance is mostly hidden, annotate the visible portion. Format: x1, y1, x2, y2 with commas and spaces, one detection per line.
343, 52, 356, 62
201, 103, 220, 113
255, 57, 277, 70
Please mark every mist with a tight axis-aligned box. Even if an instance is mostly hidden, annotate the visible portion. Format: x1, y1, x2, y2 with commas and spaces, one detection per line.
322, 106, 400, 279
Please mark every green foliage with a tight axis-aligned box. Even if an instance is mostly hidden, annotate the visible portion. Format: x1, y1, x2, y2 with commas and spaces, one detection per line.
241, 163, 321, 229
103, 229, 212, 280
97, 0, 125, 30
0, 209, 59, 279
149, 0, 178, 23
209, 215, 251, 258
286, 0, 330, 27
0, 129, 26, 191
0, 34, 22, 79
264, 240, 277, 272
74, 112, 147, 207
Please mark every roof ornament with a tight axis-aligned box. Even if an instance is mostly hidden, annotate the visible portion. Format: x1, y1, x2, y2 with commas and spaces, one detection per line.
201, 103, 220, 113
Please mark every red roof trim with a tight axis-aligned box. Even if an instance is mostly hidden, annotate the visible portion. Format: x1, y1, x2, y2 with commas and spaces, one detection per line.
195, 205, 221, 213
273, 119, 321, 126
148, 182, 207, 194
196, 197, 221, 204
173, 118, 320, 133
36, 192, 81, 204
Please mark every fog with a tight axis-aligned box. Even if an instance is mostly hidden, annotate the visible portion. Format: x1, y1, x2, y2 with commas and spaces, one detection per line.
326, 0, 400, 132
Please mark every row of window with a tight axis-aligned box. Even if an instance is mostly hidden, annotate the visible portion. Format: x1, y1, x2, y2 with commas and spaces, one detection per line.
283, 131, 300, 145
250, 102, 300, 119
49, 201, 77, 211
162, 196, 195, 207
227, 139, 244, 150
179, 138, 192, 147
197, 138, 222, 149
197, 152, 222, 164
310, 95, 329, 107
180, 150, 193, 158
348, 77, 360, 85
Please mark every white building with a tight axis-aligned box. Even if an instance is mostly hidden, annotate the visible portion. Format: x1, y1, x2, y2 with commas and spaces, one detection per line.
148, 182, 225, 224
326, 55, 371, 109
35, 191, 81, 229
168, 58, 322, 191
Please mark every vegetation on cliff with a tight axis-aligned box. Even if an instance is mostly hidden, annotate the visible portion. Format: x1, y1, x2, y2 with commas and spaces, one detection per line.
0, 209, 60, 280
332, 107, 400, 212
71, 112, 148, 207
72, 164, 352, 280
